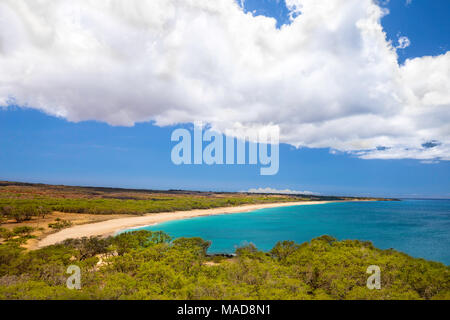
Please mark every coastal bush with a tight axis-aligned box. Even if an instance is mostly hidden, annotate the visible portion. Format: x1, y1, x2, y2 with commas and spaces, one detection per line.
0, 226, 36, 246
0, 231, 448, 300
13, 226, 35, 236
1, 204, 52, 222
48, 218, 73, 230
0, 195, 297, 217
0, 227, 13, 240
111, 230, 171, 255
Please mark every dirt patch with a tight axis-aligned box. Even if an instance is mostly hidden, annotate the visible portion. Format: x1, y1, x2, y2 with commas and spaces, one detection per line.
0, 211, 134, 250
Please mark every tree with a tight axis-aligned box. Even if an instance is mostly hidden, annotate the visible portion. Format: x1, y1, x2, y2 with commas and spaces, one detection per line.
36, 205, 51, 219
111, 230, 164, 255
172, 237, 211, 257
13, 226, 34, 236
270, 240, 299, 262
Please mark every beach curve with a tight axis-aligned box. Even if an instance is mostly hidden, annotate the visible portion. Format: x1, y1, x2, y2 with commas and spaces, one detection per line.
37, 201, 333, 248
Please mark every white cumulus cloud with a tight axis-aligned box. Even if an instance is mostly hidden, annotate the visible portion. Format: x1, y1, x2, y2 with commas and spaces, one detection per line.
0, 0, 449, 161
244, 187, 318, 195
396, 36, 410, 49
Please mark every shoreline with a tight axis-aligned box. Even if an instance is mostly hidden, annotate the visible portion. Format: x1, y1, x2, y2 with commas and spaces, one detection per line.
37, 200, 336, 248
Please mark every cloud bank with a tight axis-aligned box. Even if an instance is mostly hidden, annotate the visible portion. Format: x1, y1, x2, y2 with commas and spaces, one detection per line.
245, 187, 317, 195
0, 0, 449, 160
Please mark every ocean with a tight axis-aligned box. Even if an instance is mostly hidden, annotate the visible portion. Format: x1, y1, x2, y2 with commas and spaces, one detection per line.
134, 200, 450, 265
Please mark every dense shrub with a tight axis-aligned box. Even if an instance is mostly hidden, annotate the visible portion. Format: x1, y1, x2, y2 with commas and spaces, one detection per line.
0, 196, 296, 217
48, 218, 73, 230
1, 204, 52, 222
0, 232, 448, 300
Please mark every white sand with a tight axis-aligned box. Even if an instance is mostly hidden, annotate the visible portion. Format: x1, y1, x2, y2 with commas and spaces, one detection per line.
37, 201, 331, 248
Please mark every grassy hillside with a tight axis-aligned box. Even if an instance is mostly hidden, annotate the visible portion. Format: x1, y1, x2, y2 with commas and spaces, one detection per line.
0, 230, 448, 300
0, 181, 316, 222
0, 181, 317, 249
0, 181, 396, 220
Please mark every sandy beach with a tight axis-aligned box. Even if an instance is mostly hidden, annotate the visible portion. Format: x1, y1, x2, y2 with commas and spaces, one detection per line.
37, 201, 331, 248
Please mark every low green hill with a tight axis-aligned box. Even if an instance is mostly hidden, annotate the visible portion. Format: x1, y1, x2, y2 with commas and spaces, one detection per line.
0, 231, 448, 300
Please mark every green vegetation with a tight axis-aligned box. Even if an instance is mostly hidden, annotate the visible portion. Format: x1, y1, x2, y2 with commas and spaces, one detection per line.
0, 182, 308, 222
48, 218, 73, 230
0, 182, 428, 300
0, 231, 448, 300
0, 181, 395, 223
0, 204, 51, 223
0, 226, 36, 246
0, 196, 292, 220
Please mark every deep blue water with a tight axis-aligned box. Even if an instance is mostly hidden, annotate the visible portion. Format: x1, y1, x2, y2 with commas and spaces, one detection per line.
134, 200, 450, 265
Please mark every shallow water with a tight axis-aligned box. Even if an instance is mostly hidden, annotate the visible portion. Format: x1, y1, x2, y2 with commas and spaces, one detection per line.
134, 200, 450, 264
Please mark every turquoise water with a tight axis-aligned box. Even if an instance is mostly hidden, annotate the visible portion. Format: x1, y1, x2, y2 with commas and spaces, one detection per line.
134, 200, 450, 265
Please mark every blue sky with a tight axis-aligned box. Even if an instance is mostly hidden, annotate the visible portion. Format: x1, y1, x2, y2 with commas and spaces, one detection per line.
1, 107, 448, 198
0, 0, 449, 198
